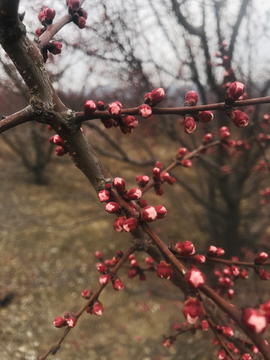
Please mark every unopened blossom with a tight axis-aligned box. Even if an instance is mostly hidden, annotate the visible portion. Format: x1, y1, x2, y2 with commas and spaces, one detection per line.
175, 241, 195, 257
108, 102, 122, 117
183, 296, 203, 324
99, 274, 111, 285
242, 308, 267, 334
122, 218, 138, 232
98, 190, 110, 202
126, 188, 142, 200
231, 110, 249, 127
139, 104, 152, 118
184, 117, 197, 134
186, 269, 206, 288
256, 252, 268, 263
114, 216, 126, 233
105, 202, 120, 214
113, 278, 125, 291
225, 81, 245, 105
157, 261, 173, 280
177, 147, 187, 157
198, 111, 214, 123
149, 88, 166, 106
66, 315, 77, 327
84, 100, 97, 115
54, 316, 66, 328
93, 302, 104, 316
141, 206, 158, 222
185, 91, 199, 106
154, 205, 167, 219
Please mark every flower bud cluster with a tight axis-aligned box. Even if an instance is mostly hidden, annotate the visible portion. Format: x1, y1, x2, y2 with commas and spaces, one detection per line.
42, 41, 63, 63
66, 0, 88, 29
38, 6, 55, 26
53, 312, 77, 328
49, 134, 68, 156
144, 88, 166, 107
151, 161, 175, 196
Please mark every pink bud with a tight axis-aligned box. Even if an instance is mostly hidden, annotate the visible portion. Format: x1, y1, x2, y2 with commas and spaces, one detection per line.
183, 296, 203, 324
240, 269, 249, 279
113, 278, 124, 291
152, 167, 161, 178
66, 316, 77, 327
54, 316, 66, 328
126, 188, 142, 200
185, 91, 199, 106
186, 269, 205, 288
220, 126, 230, 139
108, 102, 122, 117
259, 269, 270, 280
122, 218, 138, 232
175, 241, 195, 257
49, 135, 65, 147
55, 146, 67, 156
203, 133, 212, 143
150, 88, 166, 106
225, 81, 245, 104
139, 199, 148, 208
217, 349, 226, 360
154, 205, 167, 219
240, 354, 252, 360
145, 257, 153, 266
105, 202, 120, 214
242, 308, 267, 334
201, 319, 209, 331
50, 41, 62, 55
112, 177, 125, 193
123, 115, 138, 128
141, 206, 158, 222
155, 187, 164, 196
177, 147, 187, 157
99, 274, 111, 284
208, 245, 217, 256
155, 161, 163, 169
198, 111, 214, 123
93, 302, 104, 316
78, 17, 86, 29
157, 261, 173, 280
231, 110, 249, 127
222, 326, 234, 337
139, 104, 152, 118
98, 190, 110, 202
101, 118, 114, 129
96, 262, 107, 274
128, 268, 137, 278
114, 216, 126, 233
95, 251, 103, 260
256, 252, 268, 263
228, 289, 234, 299
84, 100, 97, 115
216, 247, 225, 257
81, 289, 92, 299
184, 117, 197, 134
195, 254, 206, 263
231, 265, 240, 277
181, 159, 192, 167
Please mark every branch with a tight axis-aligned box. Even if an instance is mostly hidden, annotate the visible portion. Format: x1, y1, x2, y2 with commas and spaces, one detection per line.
0, 107, 34, 134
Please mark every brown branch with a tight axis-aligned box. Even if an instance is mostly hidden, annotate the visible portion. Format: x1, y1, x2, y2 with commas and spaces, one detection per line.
0, 107, 34, 134
75, 96, 270, 122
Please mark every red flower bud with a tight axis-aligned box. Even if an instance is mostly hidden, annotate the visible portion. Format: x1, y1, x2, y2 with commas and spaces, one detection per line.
105, 202, 120, 214
66, 315, 77, 327
126, 188, 142, 200
108, 102, 122, 117
101, 118, 114, 129
150, 88, 165, 106
183, 296, 203, 324
217, 349, 226, 360
208, 245, 217, 256
50, 41, 62, 55
84, 100, 96, 115
141, 206, 158, 222
98, 190, 110, 202
81, 289, 92, 299
259, 269, 270, 280
145, 257, 153, 266
198, 111, 214, 123
54, 316, 66, 328
220, 126, 230, 139
201, 319, 209, 331
222, 326, 234, 337
123, 115, 138, 128
93, 302, 104, 316
195, 254, 206, 263
139, 199, 148, 208
175, 241, 195, 256
154, 205, 167, 219
155, 186, 164, 196
185, 91, 199, 106
184, 117, 197, 134
78, 16, 86, 29
49, 135, 65, 147
181, 159, 192, 167
96, 262, 107, 274
231, 110, 249, 127
240, 354, 252, 360
55, 146, 67, 156
186, 269, 205, 288
177, 147, 187, 157
99, 274, 111, 284
225, 81, 245, 105
155, 161, 163, 169
216, 247, 225, 257
203, 133, 212, 143
122, 218, 138, 232
139, 104, 152, 118
256, 252, 268, 263
157, 261, 173, 280
231, 265, 240, 277
114, 216, 126, 233
240, 268, 249, 279
95, 251, 103, 259
242, 308, 267, 334
113, 278, 124, 291
152, 167, 161, 178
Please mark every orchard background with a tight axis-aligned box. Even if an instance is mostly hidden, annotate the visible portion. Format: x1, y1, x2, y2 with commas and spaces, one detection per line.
0, 1, 270, 360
